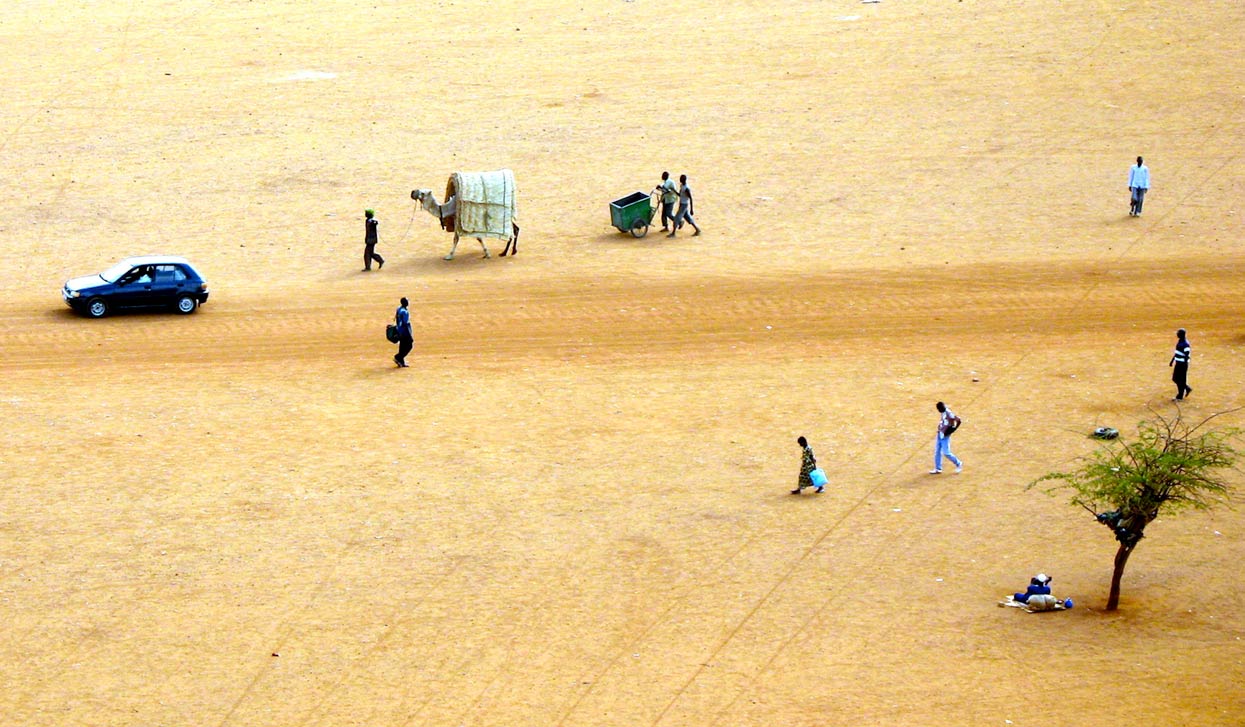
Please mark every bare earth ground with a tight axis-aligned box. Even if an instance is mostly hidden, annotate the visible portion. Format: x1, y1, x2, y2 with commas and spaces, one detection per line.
2, 1, 1244, 725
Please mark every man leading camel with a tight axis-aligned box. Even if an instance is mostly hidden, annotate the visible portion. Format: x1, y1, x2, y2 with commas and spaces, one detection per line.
362, 209, 385, 271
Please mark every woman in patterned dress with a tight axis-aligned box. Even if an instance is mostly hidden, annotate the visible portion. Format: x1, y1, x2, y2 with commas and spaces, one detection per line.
792, 436, 822, 494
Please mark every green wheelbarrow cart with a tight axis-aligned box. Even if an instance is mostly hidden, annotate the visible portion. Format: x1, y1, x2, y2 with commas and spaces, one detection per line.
609, 190, 660, 238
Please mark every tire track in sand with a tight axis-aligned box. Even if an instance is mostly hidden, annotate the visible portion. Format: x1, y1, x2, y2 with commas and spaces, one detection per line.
3, 257, 1243, 375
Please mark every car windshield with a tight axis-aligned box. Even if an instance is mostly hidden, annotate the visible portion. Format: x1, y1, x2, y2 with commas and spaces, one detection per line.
99, 261, 134, 283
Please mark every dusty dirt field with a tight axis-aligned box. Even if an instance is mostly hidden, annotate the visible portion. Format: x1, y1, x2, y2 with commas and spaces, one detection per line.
2, 1, 1244, 725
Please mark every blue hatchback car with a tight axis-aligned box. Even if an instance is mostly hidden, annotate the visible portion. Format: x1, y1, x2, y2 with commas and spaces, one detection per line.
63, 255, 210, 318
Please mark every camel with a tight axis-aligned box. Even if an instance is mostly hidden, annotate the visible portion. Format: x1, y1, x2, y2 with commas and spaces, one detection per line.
411, 188, 520, 261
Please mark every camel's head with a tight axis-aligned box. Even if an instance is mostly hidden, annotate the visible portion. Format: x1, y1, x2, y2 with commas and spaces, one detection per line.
411, 189, 431, 203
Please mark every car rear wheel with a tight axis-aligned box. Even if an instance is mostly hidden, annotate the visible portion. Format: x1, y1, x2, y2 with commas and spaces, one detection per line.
175, 295, 198, 314
86, 298, 108, 318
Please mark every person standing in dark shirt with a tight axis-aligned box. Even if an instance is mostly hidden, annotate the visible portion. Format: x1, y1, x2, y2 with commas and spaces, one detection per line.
1169, 328, 1192, 400
363, 209, 385, 271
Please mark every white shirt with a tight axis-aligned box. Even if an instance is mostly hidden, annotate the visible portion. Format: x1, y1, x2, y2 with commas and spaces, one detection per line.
658, 178, 678, 204
938, 409, 957, 439
1129, 164, 1150, 189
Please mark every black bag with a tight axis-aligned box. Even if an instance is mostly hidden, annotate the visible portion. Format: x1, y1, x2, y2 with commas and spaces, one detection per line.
945, 414, 962, 435
385, 324, 400, 344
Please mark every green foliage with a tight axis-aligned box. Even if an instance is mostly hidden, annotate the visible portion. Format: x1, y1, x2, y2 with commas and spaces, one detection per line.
1032, 411, 1240, 537
1032, 410, 1240, 609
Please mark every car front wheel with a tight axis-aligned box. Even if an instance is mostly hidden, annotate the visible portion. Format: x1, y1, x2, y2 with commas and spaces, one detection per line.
175, 295, 198, 314
86, 298, 108, 318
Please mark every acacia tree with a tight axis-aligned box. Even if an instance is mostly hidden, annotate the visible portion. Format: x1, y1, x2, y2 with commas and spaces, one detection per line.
1031, 410, 1240, 611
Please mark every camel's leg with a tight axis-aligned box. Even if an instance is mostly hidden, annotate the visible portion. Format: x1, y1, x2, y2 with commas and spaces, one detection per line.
444, 233, 460, 261
501, 222, 520, 256
477, 238, 491, 258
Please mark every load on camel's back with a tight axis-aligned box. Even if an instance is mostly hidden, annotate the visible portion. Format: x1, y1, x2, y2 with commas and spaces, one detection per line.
411, 168, 520, 260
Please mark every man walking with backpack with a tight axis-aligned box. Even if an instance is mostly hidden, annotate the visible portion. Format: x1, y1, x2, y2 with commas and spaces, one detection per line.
393, 297, 413, 368
930, 401, 963, 474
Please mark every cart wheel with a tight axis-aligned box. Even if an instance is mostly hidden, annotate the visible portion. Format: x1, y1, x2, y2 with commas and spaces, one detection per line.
630, 218, 649, 238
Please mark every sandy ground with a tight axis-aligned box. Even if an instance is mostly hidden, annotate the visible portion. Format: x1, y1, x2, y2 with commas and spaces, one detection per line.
2, 1, 1244, 725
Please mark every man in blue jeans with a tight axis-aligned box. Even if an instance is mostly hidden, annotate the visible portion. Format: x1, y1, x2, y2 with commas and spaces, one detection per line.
930, 401, 963, 474
393, 297, 413, 368
1128, 156, 1150, 217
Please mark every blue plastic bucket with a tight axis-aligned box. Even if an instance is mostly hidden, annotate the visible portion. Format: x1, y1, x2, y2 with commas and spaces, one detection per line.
809, 468, 828, 487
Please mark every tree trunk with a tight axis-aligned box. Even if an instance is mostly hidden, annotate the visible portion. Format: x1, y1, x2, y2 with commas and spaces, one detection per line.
1106, 542, 1136, 611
